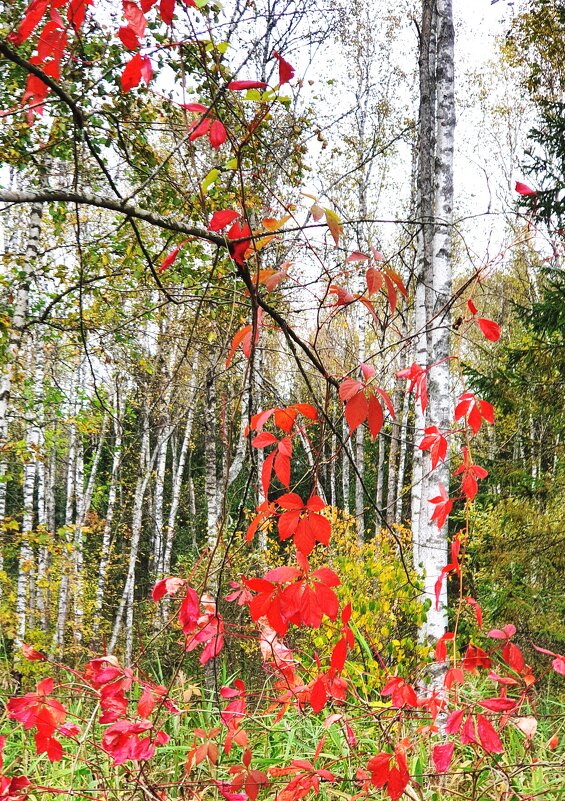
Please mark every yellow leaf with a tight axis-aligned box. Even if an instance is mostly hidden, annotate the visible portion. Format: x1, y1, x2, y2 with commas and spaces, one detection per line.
324, 208, 342, 246
201, 168, 220, 194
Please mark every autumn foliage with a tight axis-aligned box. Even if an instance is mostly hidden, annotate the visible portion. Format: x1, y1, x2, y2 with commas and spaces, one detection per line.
0, 1, 563, 801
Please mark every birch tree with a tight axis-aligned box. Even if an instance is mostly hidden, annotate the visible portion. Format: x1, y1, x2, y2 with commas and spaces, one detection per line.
411, 0, 455, 644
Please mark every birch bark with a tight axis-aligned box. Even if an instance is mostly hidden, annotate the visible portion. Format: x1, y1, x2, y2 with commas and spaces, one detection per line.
412, 0, 455, 644
52, 363, 80, 656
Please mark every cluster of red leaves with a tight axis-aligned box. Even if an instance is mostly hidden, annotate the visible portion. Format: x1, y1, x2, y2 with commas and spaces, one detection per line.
6, 0, 91, 122
247, 403, 317, 497
339, 364, 394, 439
82, 656, 171, 764
365, 747, 410, 801
242, 554, 339, 636
153, 579, 225, 664
246, 491, 330, 555
7, 678, 67, 763
269, 738, 335, 801
467, 300, 501, 342
345, 249, 407, 315
0, 736, 30, 801
397, 362, 428, 412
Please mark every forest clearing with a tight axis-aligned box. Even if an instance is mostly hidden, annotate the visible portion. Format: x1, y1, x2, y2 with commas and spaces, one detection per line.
0, 0, 564, 798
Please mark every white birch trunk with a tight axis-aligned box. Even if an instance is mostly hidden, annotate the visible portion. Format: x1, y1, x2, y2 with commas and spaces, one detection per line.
376, 433, 385, 525
52, 365, 79, 656
34, 345, 49, 631
205, 368, 219, 550
414, 0, 455, 645
330, 431, 337, 507
395, 390, 410, 524
0, 202, 43, 603
15, 412, 38, 649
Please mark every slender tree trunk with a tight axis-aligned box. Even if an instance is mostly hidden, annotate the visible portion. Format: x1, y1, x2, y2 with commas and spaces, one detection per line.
375, 432, 385, 523
395, 390, 410, 525
52, 365, 79, 656
0, 202, 43, 602
162, 367, 200, 577
413, 0, 455, 645
342, 415, 350, 514
0, 202, 43, 456
330, 430, 337, 507
205, 368, 219, 550
109, 411, 154, 661
74, 412, 108, 645
15, 408, 38, 649
34, 344, 49, 630
386, 380, 403, 526
92, 387, 122, 643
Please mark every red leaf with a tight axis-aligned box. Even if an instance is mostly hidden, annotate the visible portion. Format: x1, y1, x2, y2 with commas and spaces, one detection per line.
228, 221, 252, 265
339, 377, 363, 403
158, 240, 188, 273
226, 325, 252, 368
264, 566, 301, 583
367, 753, 391, 788
344, 391, 368, 433
466, 596, 483, 629
159, 0, 175, 24
67, 0, 92, 31
137, 689, 156, 718
432, 742, 454, 774
189, 117, 212, 141
347, 251, 369, 262
477, 714, 503, 754
261, 450, 276, 498
272, 50, 295, 85
252, 432, 278, 448
515, 181, 536, 196
503, 641, 525, 673
274, 450, 291, 487
310, 677, 327, 714
429, 484, 452, 529
311, 566, 339, 586
419, 426, 447, 469
366, 266, 383, 296
209, 209, 240, 231
331, 638, 347, 672
278, 492, 304, 510
118, 25, 140, 49
479, 697, 517, 712
123, 2, 147, 38
209, 119, 227, 149
445, 709, 464, 734
183, 102, 208, 113
476, 317, 501, 342
9, 0, 49, 45
152, 576, 184, 602
367, 393, 383, 440
228, 80, 268, 90
21, 644, 46, 660
121, 53, 152, 92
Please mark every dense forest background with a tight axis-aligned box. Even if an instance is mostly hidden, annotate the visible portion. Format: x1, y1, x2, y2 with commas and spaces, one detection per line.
0, 0, 564, 798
